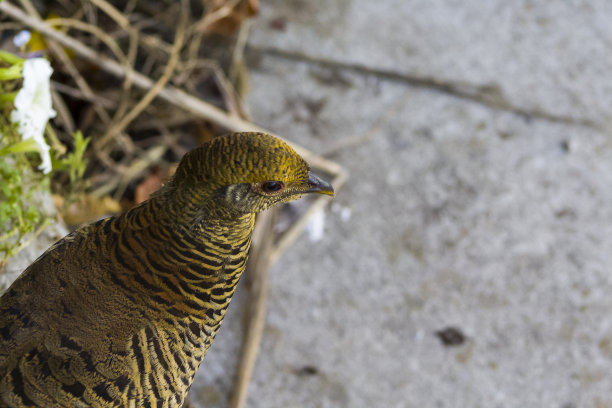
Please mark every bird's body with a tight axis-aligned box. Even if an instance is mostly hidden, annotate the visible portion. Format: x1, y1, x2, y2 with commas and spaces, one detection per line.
0, 133, 333, 407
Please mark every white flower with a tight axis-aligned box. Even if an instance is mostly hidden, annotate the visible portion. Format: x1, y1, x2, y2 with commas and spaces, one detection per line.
10, 58, 56, 174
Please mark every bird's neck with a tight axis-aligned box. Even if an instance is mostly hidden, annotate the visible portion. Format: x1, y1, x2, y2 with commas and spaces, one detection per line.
114, 192, 255, 325
104, 194, 257, 395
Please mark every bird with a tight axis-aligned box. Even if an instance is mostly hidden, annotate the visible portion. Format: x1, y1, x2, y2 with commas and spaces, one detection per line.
0, 132, 334, 407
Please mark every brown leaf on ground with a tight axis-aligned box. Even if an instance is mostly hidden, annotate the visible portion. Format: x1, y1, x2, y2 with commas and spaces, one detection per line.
53, 194, 122, 226
202, 0, 259, 35
134, 168, 165, 205
123, 165, 178, 210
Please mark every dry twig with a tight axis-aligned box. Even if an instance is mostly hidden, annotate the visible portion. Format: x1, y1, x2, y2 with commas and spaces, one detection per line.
229, 209, 277, 408
0, 3, 348, 407
95, 0, 188, 149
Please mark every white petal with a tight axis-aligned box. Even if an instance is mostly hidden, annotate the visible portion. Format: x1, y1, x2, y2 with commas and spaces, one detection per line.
10, 58, 56, 174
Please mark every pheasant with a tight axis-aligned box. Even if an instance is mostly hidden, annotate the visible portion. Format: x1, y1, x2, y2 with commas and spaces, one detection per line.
0, 132, 333, 407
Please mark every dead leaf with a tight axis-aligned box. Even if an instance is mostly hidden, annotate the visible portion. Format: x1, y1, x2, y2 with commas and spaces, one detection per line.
202, 0, 259, 35
54, 194, 122, 226
121, 165, 177, 210
134, 168, 164, 204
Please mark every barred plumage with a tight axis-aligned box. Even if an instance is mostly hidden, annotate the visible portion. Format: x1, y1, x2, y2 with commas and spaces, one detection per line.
0, 132, 333, 407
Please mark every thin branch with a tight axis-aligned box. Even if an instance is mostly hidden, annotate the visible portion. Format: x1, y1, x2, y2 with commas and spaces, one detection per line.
251, 45, 601, 129
112, 23, 139, 121
270, 167, 348, 264
196, 0, 243, 32
49, 40, 112, 124
51, 81, 116, 109
51, 89, 75, 134
228, 209, 277, 408
89, 0, 130, 29
229, 20, 250, 85
95, 0, 188, 149
45, 17, 128, 63
0, 2, 248, 132
14, 0, 113, 127
0, 1, 350, 176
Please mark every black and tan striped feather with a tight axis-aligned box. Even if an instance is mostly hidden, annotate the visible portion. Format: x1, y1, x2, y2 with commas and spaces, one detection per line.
0, 133, 332, 407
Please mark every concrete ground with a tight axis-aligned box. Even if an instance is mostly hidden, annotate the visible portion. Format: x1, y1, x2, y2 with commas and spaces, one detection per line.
4, 1, 612, 407
193, 1, 612, 407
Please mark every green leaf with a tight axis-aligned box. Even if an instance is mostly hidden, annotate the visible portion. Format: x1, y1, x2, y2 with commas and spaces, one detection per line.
60, 130, 90, 183
0, 65, 23, 81
0, 91, 18, 103
0, 138, 40, 156
0, 51, 24, 65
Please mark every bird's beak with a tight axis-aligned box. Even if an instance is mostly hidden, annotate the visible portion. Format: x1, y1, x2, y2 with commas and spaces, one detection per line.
305, 172, 335, 196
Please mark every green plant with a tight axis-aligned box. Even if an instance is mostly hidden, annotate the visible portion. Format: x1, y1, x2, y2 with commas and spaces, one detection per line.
0, 151, 48, 259
0, 52, 90, 265
54, 129, 90, 201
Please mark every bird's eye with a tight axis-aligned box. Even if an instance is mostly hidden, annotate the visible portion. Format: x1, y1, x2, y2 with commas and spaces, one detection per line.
260, 181, 284, 193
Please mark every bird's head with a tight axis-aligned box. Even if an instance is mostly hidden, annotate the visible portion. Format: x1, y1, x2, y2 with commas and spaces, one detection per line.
170, 132, 334, 218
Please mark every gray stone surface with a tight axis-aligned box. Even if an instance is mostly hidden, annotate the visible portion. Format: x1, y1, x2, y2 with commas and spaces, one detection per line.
248, 0, 612, 126
193, 1, 612, 407
3, 1, 612, 407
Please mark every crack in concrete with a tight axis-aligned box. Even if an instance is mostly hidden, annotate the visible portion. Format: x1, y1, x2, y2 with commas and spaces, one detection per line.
247, 45, 600, 130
